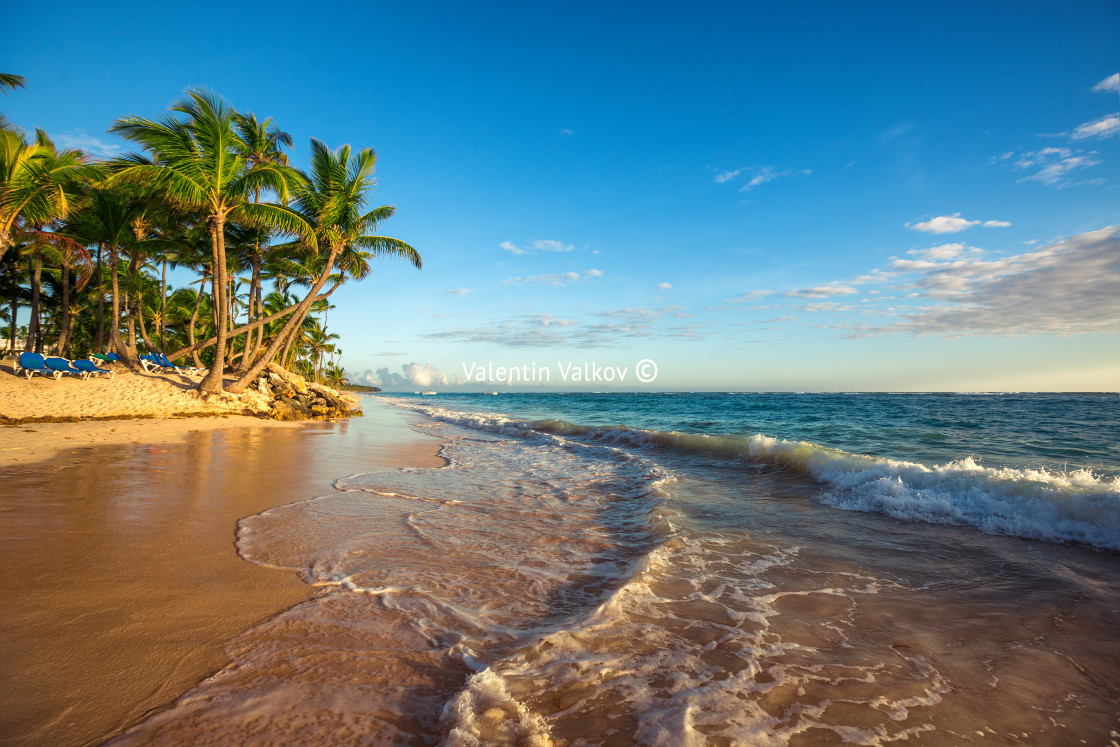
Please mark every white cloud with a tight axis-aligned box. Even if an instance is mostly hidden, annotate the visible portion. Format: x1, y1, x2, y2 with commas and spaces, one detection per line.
906, 214, 1011, 234
1012, 147, 1103, 188
877, 227, 1120, 336
715, 165, 811, 191
907, 243, 978, 261
358, 362, 453, 389
740, 167, 811, 192
1070, 114, 1120, 141
504, 269, 603, 287
1092, 73, 1119, 93
52, 131, 124, 158
906, 214, 979, 234
785, 284, 859, 299
424, 307, 709, 348
715, 167, 746, 183
500, 240, 528, 255
500, 239, 575, 255
445, 288, 473, 295
657, 282, 673, 290
727, 290, 774, 303
560, 128, 574, 136
801, 302, 855, 313
533, 239, 574, 252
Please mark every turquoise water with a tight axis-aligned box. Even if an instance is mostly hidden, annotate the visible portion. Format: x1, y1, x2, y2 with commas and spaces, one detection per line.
385, 392, 1120, 475
119, 394, 1120, 744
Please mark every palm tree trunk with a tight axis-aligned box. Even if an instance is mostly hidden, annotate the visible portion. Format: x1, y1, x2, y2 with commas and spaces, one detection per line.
8, 259, 19, 354
235, 256, 261, 374
227, 246, 341, 394
252, 283, 264, 362
136, 292, 158, 353
109, 246, 136, 364
57, 262, 71, 355
160, 260, 167, 353
187, 277, 206, 368
25, 252, 40, 353
167, 282, 340, 365
199, 215, 228, 392
95, 243, 105, 353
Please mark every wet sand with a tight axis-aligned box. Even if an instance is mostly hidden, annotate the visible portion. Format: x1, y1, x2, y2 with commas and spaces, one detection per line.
0, 400, 443, 747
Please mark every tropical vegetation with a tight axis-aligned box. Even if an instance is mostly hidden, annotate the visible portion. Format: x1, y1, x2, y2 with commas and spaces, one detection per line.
0, 79, 419, 392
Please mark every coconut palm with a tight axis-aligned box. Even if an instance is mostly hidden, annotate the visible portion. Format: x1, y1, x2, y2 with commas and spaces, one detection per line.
227, 139, 420, 393
0, 74, 25, 93
109, 89, 312, 392
0, 127, 99, 264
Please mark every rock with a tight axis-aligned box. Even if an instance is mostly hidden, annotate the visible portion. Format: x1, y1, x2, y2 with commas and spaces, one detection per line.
270, 400, 302, 421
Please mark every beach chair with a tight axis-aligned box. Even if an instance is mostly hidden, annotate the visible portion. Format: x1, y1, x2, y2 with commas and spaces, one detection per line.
157, 352, 199, 375
90, 353, 113, 365
107, 352, 122, 362
45, 357, 88, 379
14, 352, 62, 380
73, 359, 115, 380
139, 354, 160, 372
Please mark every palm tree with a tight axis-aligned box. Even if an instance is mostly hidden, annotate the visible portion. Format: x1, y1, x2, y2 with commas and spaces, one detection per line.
227, 139, 420, 393
109, 89, 312, 392
0, 74, 25, 93
63, 182, 158, 362
0, 74, 25, 132
0, 127, 99, 264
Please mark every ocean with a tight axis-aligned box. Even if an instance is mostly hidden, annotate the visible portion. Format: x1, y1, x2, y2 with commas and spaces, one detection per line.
116, 392, 1120, 745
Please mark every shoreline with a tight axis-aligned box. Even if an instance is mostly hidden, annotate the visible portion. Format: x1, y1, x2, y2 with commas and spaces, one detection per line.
0, 399, 445, 746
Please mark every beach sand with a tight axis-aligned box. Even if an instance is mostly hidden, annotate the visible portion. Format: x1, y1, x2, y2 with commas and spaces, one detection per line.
0, 363, 239, 421
0, 396, 443, 747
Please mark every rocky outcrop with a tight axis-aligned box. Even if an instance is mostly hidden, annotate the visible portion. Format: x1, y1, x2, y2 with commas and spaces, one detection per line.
253, 364, 362, 421
191, 364, 362, 421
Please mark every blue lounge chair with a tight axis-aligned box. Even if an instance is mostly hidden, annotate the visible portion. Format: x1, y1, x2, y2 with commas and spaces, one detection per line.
14, 352, 61, 380
157, 352, 201, 375
106, 352, 123, 362
73, 359, 115, 380
45, 357, 87, 379
139, 353, 178, 373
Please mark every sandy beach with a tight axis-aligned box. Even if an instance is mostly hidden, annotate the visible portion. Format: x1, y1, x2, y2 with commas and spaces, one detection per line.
0, 369, 444, 747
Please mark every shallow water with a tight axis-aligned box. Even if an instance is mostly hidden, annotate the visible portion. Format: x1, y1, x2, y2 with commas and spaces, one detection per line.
113, 394, 1120, 745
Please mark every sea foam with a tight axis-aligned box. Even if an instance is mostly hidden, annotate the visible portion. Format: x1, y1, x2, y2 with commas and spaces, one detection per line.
384, 399, 1120, 552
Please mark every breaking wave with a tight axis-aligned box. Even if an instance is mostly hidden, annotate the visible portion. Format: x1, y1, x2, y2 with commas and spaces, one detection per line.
384, 399, 1120, 552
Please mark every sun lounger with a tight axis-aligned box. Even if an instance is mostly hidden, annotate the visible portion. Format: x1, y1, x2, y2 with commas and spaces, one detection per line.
73, 359, 115, 380
14, 352, 62, 380
139, 354, 161, 372
157, 352, 201, 375
90, 353, 113, 365
45, 357, 88, 379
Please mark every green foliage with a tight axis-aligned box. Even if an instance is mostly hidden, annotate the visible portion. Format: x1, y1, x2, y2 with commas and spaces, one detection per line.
3, 88, 420, 390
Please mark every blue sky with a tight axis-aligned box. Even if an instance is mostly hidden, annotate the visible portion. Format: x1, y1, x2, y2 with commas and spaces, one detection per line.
5, 1, 1119, 391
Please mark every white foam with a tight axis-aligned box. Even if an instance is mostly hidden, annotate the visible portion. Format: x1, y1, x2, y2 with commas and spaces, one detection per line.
381, 398, 1120, 551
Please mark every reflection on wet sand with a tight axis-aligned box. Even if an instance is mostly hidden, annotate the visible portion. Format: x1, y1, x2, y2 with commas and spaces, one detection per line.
0, 405, 442, 747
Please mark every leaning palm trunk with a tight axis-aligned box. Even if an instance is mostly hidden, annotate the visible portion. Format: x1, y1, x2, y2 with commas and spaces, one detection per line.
136, 293, 158, 354
226, 246, 341, 394
167, 280, 339, 365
